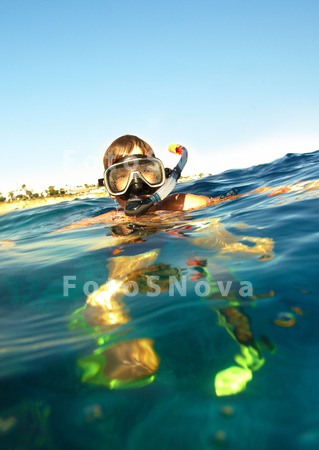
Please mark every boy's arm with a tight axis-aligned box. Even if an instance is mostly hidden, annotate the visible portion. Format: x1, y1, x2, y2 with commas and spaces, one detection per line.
54, 211, 119, 232
160, 179, 319, 212
250, 179, 319, 197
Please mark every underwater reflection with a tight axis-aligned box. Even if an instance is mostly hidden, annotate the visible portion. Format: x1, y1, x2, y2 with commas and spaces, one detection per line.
71, 249, 182, 389
70, 216, 275, 396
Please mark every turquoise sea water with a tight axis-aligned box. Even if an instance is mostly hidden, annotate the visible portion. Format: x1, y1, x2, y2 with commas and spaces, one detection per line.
1, 150, 319, 450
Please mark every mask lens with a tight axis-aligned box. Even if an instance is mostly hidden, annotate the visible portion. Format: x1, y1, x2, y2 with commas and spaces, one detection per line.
110, 166, 130, 192
138, 159, 164, 185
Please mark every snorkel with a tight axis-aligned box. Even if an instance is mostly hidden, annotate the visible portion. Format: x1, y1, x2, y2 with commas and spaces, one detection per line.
124, 145, 188, 217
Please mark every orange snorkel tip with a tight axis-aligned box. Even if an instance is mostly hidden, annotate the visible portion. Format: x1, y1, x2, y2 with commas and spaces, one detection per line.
168, 144, 184, 155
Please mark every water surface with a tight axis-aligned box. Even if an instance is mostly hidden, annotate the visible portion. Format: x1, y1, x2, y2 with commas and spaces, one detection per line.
1, 151, 319, 450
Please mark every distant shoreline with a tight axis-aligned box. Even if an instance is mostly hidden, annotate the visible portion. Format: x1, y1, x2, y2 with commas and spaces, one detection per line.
0, 175, 207, 216
0, 192, 107, 216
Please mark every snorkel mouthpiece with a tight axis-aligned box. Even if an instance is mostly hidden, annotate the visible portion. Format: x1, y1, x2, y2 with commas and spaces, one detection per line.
124, 145, 188, 217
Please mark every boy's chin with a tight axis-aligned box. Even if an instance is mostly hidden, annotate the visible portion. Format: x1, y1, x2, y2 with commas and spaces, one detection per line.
138, 195, 149, 199
127, 194, 149, 200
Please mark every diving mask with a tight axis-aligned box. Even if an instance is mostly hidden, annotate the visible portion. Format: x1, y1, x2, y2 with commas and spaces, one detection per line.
104, 155, 165, 197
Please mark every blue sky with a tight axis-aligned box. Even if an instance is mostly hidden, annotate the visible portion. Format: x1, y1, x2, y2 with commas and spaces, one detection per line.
1, 0, 319, 193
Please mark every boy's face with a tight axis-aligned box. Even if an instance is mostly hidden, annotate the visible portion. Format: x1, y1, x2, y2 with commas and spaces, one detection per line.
111, 146, 155, 207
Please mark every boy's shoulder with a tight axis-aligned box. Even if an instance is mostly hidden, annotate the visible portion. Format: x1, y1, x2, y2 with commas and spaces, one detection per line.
161, 193, 211, 211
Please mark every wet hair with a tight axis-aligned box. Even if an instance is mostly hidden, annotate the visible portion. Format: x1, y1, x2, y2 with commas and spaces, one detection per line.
103, 135, 155, 169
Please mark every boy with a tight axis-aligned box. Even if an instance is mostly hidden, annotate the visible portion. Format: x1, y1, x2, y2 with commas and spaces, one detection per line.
102, 134, 216, 212
59, 135, 231, 231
